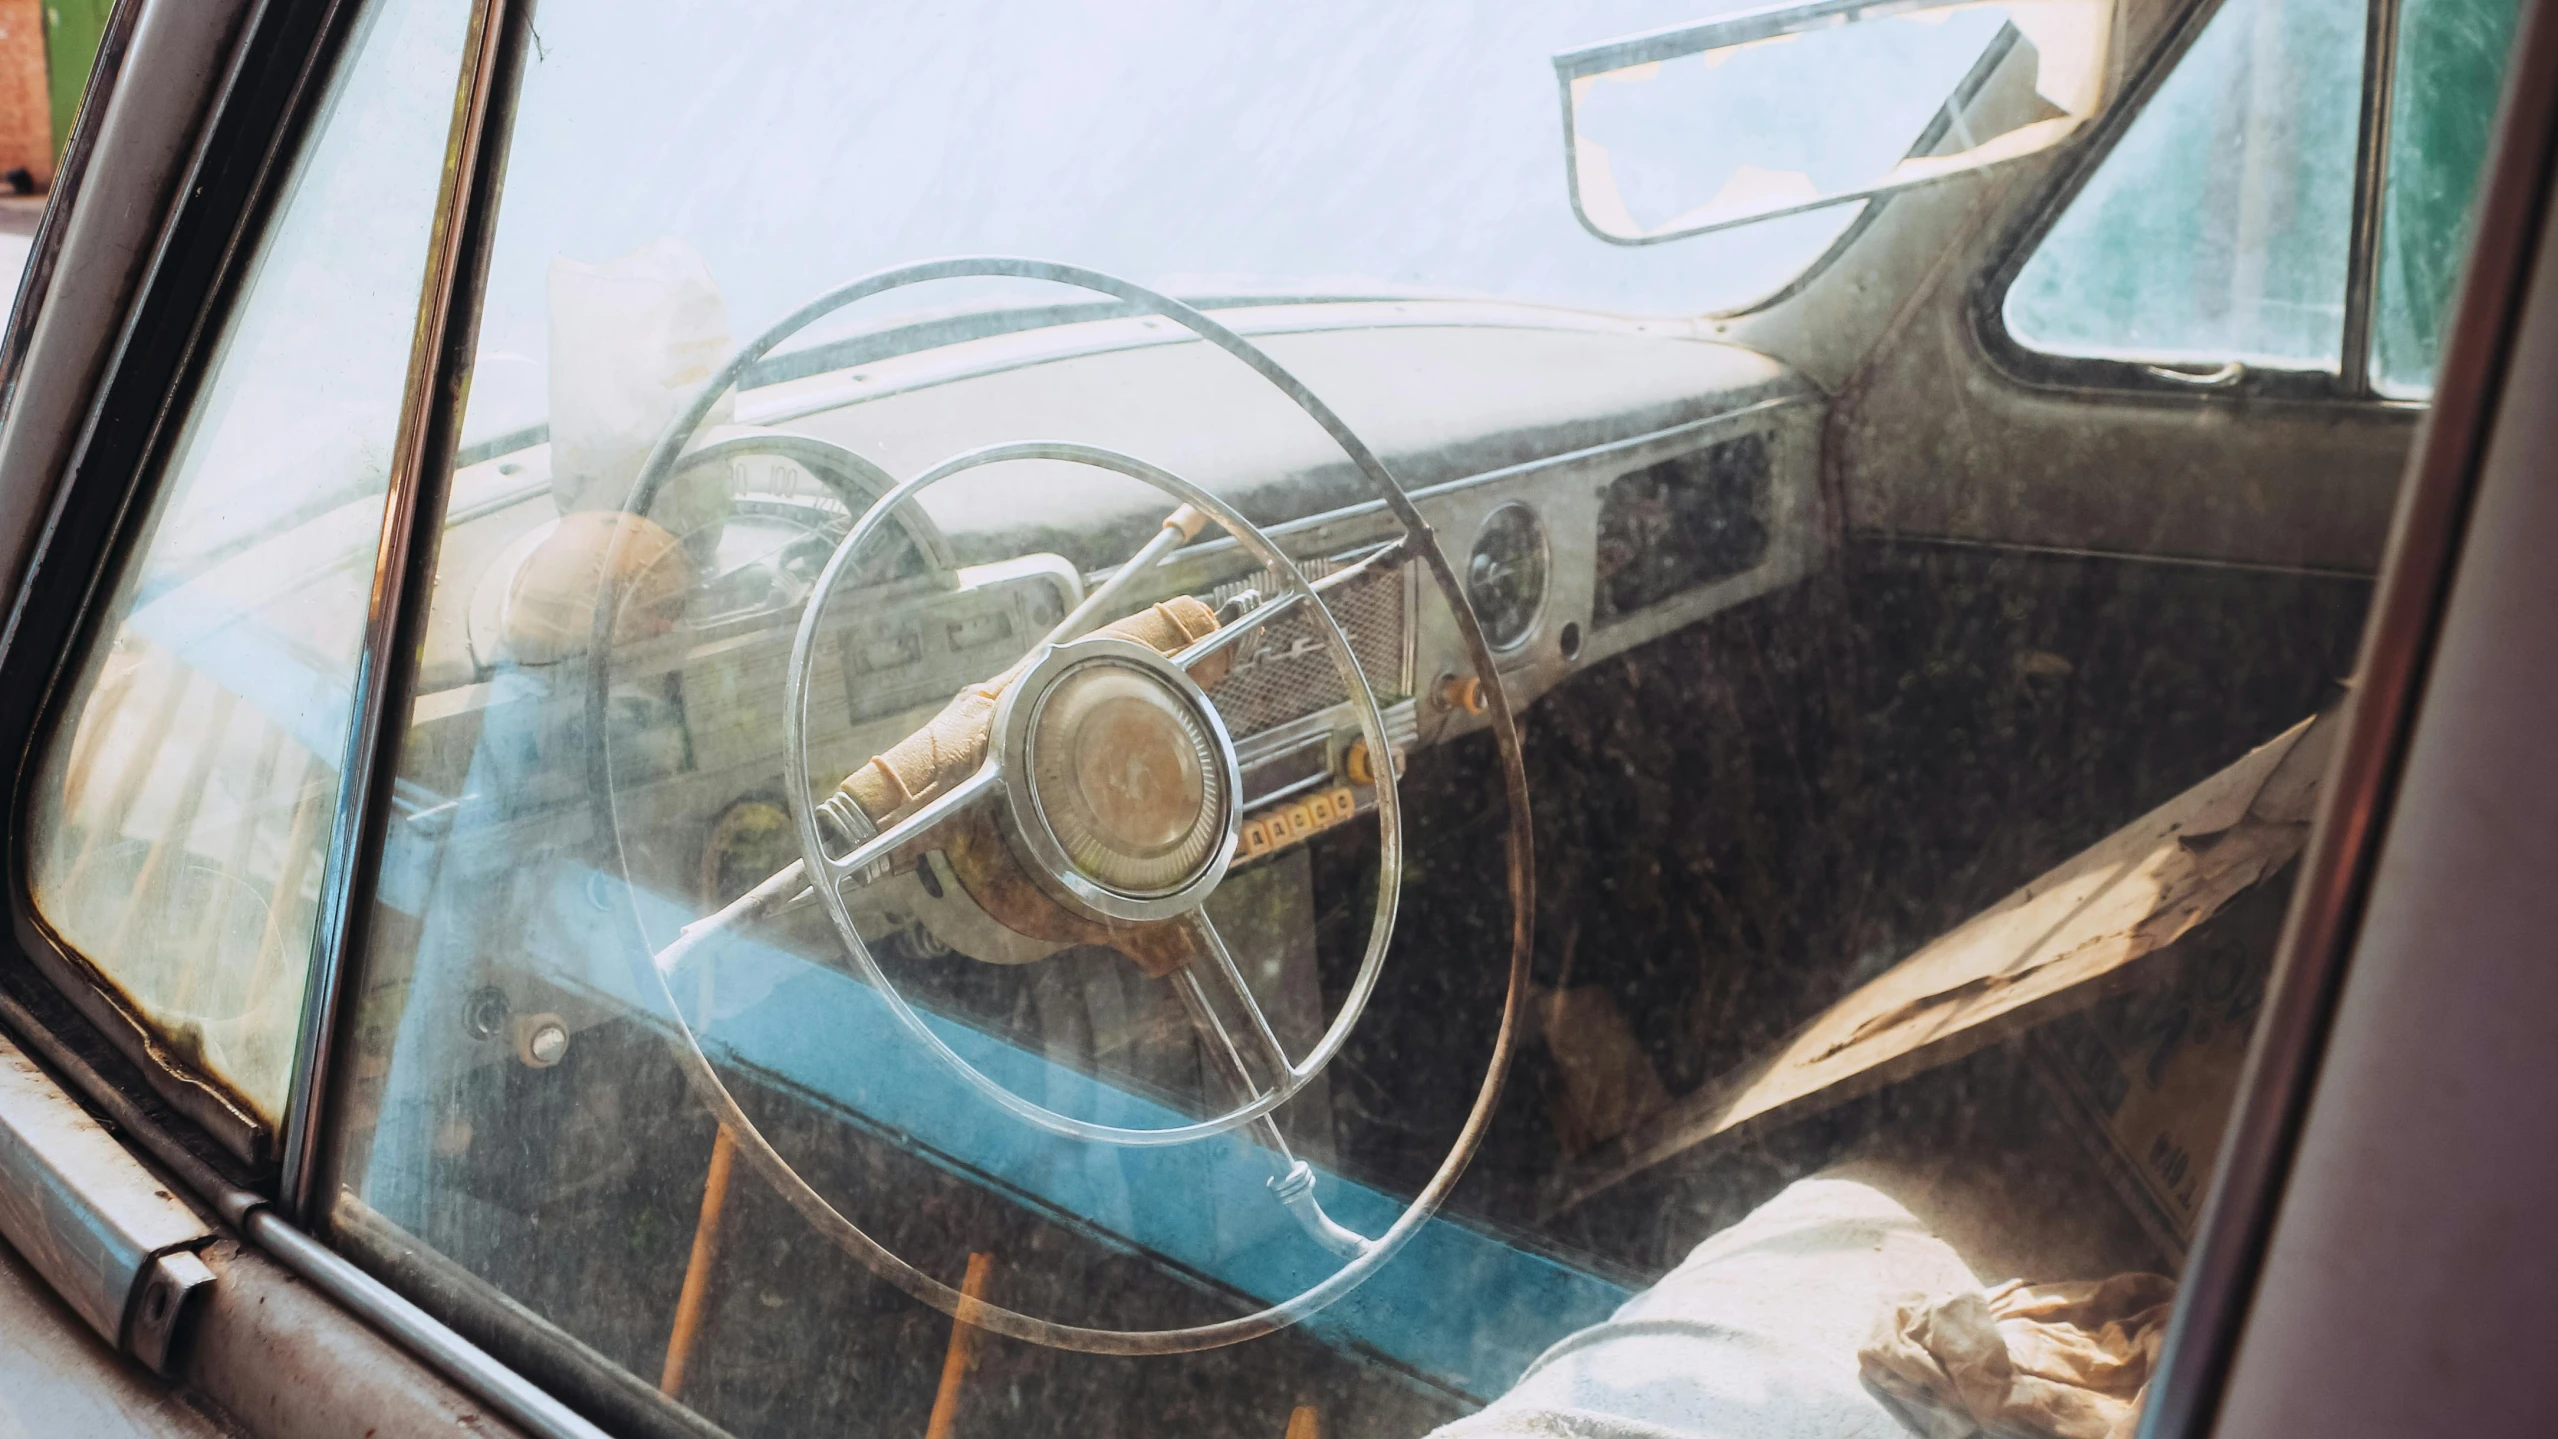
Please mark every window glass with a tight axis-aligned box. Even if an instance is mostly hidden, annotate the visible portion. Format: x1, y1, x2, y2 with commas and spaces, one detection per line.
434, 3, 1917, 451
320, 2, 2433, 1436
2004, 0, 2366, 371
2372, 0, 2523, 396
22, 0, 476, 1123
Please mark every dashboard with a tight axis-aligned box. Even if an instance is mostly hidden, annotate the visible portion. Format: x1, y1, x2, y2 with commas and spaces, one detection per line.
411, 300, 1827, 890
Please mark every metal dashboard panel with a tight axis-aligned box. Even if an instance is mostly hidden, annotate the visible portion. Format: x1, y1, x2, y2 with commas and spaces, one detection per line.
1418, 396, 1824, 732
1092, 396, 1827, 822
394, 314, 1828, 915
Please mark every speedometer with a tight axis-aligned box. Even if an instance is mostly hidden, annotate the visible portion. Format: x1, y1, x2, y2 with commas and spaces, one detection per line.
1466, 501, 1550, 651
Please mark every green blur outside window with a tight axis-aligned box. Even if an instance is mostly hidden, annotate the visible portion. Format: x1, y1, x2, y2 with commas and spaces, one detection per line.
2372, 0, 2523, 397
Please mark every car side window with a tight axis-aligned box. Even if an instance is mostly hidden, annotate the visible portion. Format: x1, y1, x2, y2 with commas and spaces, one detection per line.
2003, 0, 2366, 373
20, 0, 475, 1124
2373, 0, 2524, 395
2003, 0, 2519, 390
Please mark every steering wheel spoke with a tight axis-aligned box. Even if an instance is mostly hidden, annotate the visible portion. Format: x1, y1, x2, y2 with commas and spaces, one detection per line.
1174, 590, 1300, 672
1170, 939, 1374, 1262
1171, 964, 1273, 1104
817, 761, 1003, 885
1181, 914, 1300, 1087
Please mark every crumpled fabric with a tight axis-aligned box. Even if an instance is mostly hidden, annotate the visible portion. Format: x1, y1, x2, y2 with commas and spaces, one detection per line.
840, 595, 1225, 820
502, 510, 694, 663
1858, 1272, 2177, 1439
1428, 1177, 1981, 1439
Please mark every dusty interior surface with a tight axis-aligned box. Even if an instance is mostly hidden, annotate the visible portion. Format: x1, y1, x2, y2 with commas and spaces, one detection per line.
11, 0, 2514, 1431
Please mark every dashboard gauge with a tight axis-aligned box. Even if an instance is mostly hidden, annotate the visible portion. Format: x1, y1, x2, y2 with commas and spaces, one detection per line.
1466, 501, 1549, 651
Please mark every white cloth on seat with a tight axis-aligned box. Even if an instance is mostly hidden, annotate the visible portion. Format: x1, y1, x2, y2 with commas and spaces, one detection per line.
1431, 1178, 1981, 1439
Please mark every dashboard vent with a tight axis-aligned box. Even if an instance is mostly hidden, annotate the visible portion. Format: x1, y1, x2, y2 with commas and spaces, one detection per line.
1592, 432, 1771, 624
1204, 550, 1406, 739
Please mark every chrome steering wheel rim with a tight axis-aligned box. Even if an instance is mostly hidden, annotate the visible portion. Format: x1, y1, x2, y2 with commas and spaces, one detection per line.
595, 257, 1535, 1356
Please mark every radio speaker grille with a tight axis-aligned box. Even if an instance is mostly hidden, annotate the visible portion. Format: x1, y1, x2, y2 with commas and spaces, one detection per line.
1203, 555, 1406, 739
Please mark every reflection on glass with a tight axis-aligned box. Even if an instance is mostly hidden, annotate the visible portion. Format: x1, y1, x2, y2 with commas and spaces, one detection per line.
442, 0, 1883, 452
22, 0, 474, 1125
2006, 0, 2365, 370
2372, 0, 2522, 397
1564, 0, 2113, 241
305, 1, 2429, 1436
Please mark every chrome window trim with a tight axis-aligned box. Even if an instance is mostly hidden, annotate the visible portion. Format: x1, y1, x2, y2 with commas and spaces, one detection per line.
0, 0, 351, 1168
242, 1205, 612, 1439
0, 0, 145, 428
0, 1025, 213, 1366
2336, 0, 2408, 395
0, 0, 623, 1426
276, 0, 525, 1222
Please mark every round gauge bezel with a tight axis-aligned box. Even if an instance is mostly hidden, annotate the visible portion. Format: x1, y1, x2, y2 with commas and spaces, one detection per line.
1466, 499, 1552, 653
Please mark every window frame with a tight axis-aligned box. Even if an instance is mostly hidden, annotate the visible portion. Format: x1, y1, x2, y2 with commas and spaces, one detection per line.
0, 0, 370, 1172
0, 0, 2538, 1432
0, 0, 2395, 1191
1969, 0, 2418, 405
0, 0, 514, 1194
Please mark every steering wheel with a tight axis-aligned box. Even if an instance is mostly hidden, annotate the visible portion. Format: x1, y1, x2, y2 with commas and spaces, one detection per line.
592, 258, 1533, 1356
785, 439, 1401, 1147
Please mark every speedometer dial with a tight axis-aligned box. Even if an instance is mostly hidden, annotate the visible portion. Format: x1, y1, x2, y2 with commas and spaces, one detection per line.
1467, 501, 1550, 651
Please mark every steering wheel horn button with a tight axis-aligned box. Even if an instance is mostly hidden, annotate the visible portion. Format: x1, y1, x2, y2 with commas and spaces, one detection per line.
1026, 654, 1227, 892
996, 637, 1243, 924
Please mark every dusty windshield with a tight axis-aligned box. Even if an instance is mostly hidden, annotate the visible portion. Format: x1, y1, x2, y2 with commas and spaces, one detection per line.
42, 0, 2464, 1433
437, 0, 1987, 452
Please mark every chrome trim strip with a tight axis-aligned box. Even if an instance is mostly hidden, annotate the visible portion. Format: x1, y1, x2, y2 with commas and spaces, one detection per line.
2339, 0, 2404, 395
1233, 697, 1420, 769
280, 0, 521, 1217
1157, 394, 1820, 575
244, 1207, 612, 1439
0, 1030, 210, 1358
1554, 0, 1936, 77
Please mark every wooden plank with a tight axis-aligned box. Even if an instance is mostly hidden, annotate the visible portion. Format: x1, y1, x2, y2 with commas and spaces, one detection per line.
1543, 710, 2338, 1218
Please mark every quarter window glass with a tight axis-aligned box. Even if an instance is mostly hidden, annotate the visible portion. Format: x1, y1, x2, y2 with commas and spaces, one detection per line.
22, 0, 475, 1123
2004, 0, 2366, 370
2372, 0, 2523, 396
